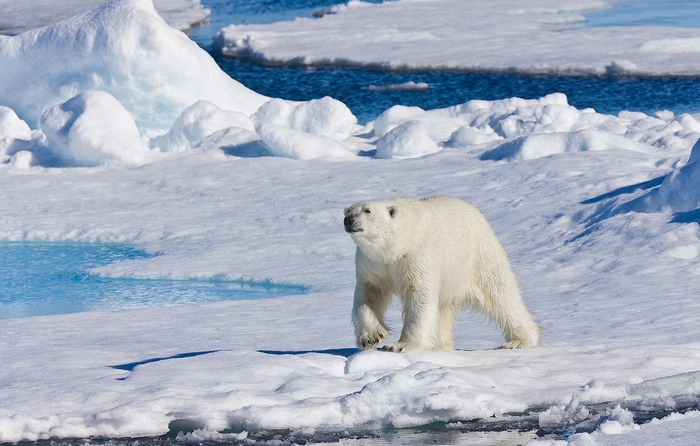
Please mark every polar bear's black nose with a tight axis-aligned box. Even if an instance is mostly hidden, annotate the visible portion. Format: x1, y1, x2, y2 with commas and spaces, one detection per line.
344, 216, 362, 233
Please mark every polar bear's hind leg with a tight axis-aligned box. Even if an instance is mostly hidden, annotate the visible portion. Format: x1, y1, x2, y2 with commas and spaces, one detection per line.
481, 282, 540, 349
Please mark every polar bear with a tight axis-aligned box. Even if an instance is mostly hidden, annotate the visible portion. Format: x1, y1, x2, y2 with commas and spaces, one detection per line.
343, 195, 540, 352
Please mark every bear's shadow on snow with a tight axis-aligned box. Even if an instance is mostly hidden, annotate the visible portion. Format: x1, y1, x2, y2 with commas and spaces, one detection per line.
110, 350, 221, 380
109, 349, 359, 380
258, 348, 359, 357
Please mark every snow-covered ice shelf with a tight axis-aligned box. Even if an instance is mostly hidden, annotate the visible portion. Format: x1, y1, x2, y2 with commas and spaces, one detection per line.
214, 0, 700, 76
0, 0, 210, 35
1, 0, 700, 444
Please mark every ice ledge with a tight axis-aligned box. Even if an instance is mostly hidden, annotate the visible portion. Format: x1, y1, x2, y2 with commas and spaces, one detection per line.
0, 0, 210, 35
213, 0, 700, 77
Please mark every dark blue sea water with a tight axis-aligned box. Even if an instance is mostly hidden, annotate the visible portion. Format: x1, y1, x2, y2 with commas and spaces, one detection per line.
188, 0, 700, 124
0, 242, 304, 319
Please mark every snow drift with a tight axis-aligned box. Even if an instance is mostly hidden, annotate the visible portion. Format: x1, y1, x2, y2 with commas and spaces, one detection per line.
627, 138, 700, 214
40, 90, 149, 167
0, 0, 362, 165
0, 0, 266, 138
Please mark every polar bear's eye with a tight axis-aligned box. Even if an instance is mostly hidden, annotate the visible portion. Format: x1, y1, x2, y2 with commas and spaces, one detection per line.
363, 208, 371, 214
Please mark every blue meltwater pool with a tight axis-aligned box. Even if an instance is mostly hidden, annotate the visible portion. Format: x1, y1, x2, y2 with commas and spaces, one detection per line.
0, 241, 305, 320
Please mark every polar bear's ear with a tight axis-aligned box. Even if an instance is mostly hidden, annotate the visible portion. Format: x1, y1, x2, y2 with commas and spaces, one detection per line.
388, 206, 398, 218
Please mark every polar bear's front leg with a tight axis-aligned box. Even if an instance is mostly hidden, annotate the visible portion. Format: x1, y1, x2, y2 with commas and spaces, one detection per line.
382, 286, 440, 352
352, 282, 391, 350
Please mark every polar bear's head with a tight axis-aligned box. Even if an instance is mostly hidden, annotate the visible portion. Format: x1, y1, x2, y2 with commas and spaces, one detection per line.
344, 201, 398, 236
344, 200, 399, 258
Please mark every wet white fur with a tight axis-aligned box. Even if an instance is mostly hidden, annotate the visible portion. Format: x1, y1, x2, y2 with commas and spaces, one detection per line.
344, 195, 541, 352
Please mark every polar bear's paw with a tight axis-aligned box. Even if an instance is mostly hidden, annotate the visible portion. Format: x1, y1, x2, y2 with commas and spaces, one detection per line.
499, 339, 524, 349
499, 337, 538, 349
381, 341, 407, 352
359, 327, 388, 350
381, 341, 425, 353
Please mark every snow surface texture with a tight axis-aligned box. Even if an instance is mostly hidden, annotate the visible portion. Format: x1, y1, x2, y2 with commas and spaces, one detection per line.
0, 0, 209, 35
215, 0, 700, 76
1, 0, 700, 444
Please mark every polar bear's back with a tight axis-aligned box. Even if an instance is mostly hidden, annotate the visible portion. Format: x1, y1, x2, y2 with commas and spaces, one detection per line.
419, 195, 483, 220
414, 195, 495, 240
402, 195, 514, 293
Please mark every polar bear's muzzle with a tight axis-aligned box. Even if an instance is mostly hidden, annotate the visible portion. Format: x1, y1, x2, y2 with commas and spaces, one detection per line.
344, 216, 363, 233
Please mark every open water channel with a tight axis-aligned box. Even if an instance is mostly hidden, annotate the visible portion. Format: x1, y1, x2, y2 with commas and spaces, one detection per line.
188, 0, 700, 124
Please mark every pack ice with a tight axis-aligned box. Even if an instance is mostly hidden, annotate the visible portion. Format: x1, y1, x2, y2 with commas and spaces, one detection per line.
0, 0, 700, 445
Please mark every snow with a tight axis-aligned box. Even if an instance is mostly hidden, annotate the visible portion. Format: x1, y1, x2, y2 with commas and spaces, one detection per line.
0, 107, 32, 141
528, 411, 700, 446
214, 0, 700, 76
151, 100, 253, 153
253, 97, 358, 142
626, 149, 700, 214
40, 90, 149, 167
254, 121, 357, 160
250, 96, 360, 160
0, 0, 209, 35
1, 0, 700, 444
0, 0, 266, 142
375, 120, 441, 159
